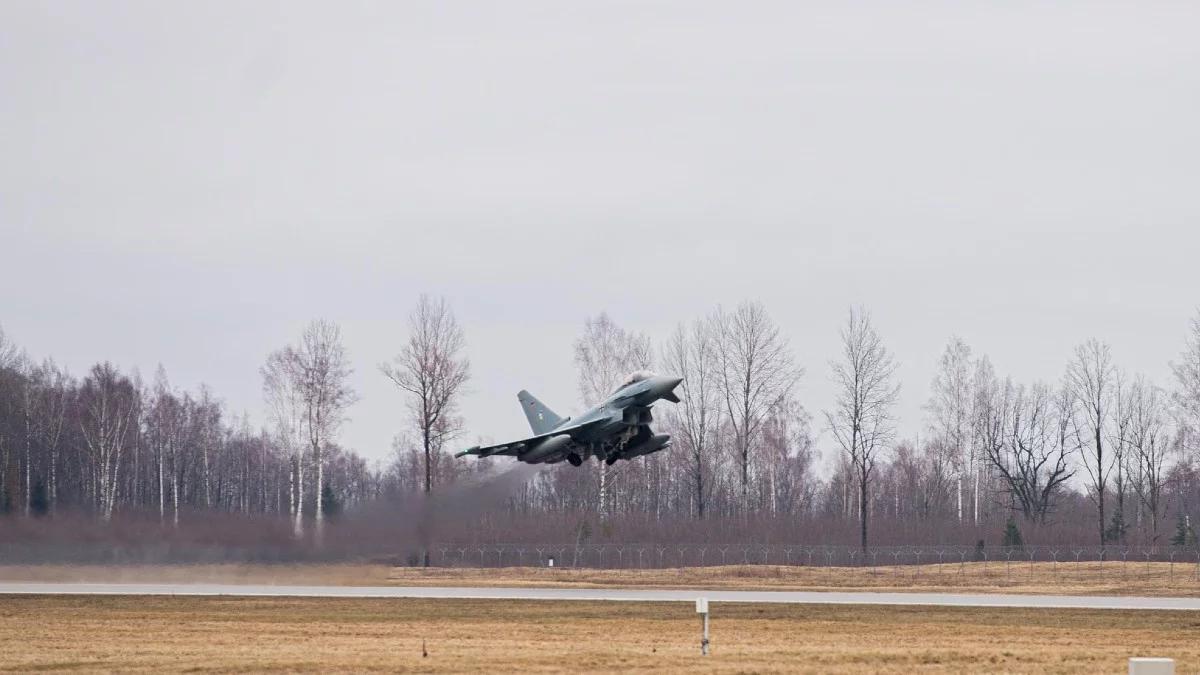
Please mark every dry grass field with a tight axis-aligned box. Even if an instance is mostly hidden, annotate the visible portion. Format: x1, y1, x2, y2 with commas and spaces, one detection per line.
1, 595, 1197, 673
383, 561, 1200, 597
2, 560, 1198, 596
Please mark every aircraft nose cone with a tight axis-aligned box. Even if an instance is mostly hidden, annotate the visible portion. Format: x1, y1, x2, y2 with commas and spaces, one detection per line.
635, 376, 684, 403
652, 376, 683, 399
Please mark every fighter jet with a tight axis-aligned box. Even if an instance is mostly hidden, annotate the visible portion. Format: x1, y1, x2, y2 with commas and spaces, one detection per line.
455, 370, 683, 466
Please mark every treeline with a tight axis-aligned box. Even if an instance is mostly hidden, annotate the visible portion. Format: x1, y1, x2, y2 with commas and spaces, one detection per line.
0, 355, 380, 525
0, 321, 481, 533
1, 303, 1199, 552
506, 306, 1200, 549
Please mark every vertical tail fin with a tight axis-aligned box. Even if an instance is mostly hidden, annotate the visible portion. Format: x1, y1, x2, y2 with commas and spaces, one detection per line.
518, 390, 565, 435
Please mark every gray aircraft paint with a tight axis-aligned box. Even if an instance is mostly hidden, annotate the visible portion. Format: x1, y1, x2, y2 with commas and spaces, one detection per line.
518, 390, 565, 436
458, 372, 683, 466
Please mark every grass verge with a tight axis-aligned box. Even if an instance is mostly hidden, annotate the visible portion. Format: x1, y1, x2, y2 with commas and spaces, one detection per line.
2, 561, 1198, 596
1, 595, 1197, 673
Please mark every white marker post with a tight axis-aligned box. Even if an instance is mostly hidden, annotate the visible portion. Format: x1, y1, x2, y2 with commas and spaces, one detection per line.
696, 597, 710, 655
1129, 657, 1174, 675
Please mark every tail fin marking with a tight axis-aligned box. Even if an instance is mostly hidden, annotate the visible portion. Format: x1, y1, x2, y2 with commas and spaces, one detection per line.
518, 390, 565, 435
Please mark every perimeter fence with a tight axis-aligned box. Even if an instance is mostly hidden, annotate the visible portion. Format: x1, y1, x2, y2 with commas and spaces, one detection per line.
426, 543, 1200, 579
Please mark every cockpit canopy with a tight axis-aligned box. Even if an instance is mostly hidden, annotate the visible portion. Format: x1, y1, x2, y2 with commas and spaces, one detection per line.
613, 370, 656, 394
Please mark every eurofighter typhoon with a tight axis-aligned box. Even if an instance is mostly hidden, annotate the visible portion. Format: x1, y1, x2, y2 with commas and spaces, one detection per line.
456, 371, 683, 466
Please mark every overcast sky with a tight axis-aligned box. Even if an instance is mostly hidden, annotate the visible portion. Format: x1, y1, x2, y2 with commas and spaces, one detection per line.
2, 1, 1198, 469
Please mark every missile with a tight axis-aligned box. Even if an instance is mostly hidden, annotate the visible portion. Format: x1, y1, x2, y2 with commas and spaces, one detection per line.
454, 445, 481, 458
623, 434, 671, 459
519, 434, 571, 463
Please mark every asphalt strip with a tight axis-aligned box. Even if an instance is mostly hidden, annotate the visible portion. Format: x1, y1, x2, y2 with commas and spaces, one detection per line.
1, 583, 1199, 611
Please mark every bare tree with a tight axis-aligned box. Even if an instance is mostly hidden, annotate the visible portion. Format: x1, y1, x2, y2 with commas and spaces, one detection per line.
715, 301, 801, 513
0, 325, 21, 512
146, 367, 174, 524
26, 359, 68, 515
576, 313, 652, 405
1066, 338, 1117, 546
662, 317, 721, 519
77, 363, 138, 521
980, 380, 1075, 523
573, 312, 652, 518
1107, 369, 1133, 542
262, 346, 307, 537
970, 355, 1003, 523
925, 337, 975, 524
759, 399, 815, 516
0, 325, 19, 370
825, 307, 900, 552
381, 296, 470, 496
294, 320, 356, 541
0, 331, 379, 528
1125, 375, 1172, 541
1172, 310, 1200, 462
972, 356, 1005, 521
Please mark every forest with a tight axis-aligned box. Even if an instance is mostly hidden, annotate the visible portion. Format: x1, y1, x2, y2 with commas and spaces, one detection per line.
1, 300, 1198, 562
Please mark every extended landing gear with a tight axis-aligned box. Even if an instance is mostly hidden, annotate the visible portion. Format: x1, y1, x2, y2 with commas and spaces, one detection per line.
605, 454, 619, 466
567, 453, 583, 467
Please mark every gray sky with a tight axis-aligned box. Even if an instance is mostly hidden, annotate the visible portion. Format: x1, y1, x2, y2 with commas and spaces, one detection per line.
3, 1, 1198, 469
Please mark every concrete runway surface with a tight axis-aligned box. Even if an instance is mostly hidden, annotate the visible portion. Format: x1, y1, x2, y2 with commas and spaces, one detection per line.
1, 582, 1199, 610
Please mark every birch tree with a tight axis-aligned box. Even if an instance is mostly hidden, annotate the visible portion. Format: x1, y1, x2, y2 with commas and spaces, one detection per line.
573, 312, 652, 518
0, 326, 22, 512
27, 360, 68, 515
147, 367, 197, 527
925, 337, 975, 523
77, 363, 137, 521
715, 301, 801, 514
825, 307, 900, 552
146, 367, 173, 524
760, 399, 815, 516
0, 325, 18, 374
262, 345, 307, 537
972, 357, 1005, 522
294, 320, 356, 542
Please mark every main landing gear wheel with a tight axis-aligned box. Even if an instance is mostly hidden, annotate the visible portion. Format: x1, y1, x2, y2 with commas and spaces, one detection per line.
567, 453, 583, 467
606, 454, 619, 466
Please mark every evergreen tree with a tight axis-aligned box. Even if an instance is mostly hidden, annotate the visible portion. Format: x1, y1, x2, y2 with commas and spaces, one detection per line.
1171, 513, 1196, 547
320, 483, 341, 519
1103, 509, 1128, 544
1002, 517, 1024, 548
30, 480, 48, 516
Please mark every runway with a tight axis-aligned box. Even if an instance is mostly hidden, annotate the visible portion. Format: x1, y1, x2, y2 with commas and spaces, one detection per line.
1, 582, 1198, 611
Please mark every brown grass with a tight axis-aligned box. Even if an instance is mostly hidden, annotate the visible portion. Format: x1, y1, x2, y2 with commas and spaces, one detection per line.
3, 560, 1199, 596
0, 562, 390, 586
383, 561, 1200, 597
1, 595, 1197, 673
